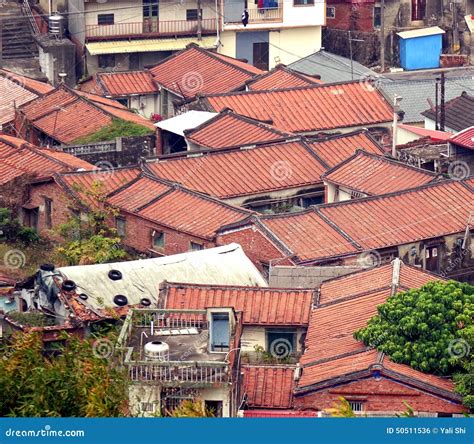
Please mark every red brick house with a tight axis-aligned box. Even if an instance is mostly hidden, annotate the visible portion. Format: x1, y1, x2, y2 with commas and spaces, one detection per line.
217, 180, 474, 280
293, 260, 467, 416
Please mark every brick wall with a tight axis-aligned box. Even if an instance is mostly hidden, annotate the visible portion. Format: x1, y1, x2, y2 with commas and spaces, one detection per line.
294, 377, 466, 414
25, 181, 76, 235
217, 225, 294, 271
326, 2, 375, 31
116, 211, 216, 256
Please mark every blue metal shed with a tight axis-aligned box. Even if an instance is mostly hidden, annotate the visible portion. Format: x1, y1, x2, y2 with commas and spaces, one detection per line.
397, 27, 445, 70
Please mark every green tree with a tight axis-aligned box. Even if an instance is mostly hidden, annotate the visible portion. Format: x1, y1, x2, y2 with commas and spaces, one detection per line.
168, 400, 215, 417
55, 181, 127, 265
354, 280, 473, 409
0, 332, 127, 417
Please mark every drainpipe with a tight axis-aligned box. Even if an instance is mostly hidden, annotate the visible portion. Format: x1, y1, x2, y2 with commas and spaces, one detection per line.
197, 0, 202, 41
392, 95, 402, 158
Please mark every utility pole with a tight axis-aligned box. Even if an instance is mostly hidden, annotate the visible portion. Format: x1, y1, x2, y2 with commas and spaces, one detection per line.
380, 0, 385, 71
392, 95, 402, 158
348, 31, 364, 80
435, 78, 439, 130
440, 71, 446, 131
197, 0, 202, 41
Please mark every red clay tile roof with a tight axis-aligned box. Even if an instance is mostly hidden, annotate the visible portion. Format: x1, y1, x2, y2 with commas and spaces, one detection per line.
318, 261, 444, 306
145, 140, 327, 199
184, 109, 294, 149
195, 81, 394, 133
246, 65, 322, 91
318, 180, 472, 251
149, 45, 262, 99
305, 131, 384, 168
322, 150, 437, 195
93, 71, 159, 97
299, 349, 379, 387
259, 210, 360, 262
449, 126, 474, 150
17, 86, 155, 144
243, 410, 318, 417
230, 180, 473, 263
242, 365, 295, 408
210, 51, 264, 75
0, 134, 93, 185
0, 69, 53, 125
398, 124, 451, 142
56, 167, 140, 206
160, 282, 314, 326
135, 186, 251, 239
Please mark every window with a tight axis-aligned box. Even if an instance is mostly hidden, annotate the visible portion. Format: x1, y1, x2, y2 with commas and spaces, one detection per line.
116, 217, 126, 237
210, 312, 230, 352
373, 6, 381, 27
98, 54, 116, 69
253, 42, 269, 71
152, 230, 165, 249
205, 400, 223, 417
143, 0, 158, 18
97, 13, 114, 25
44, 198, 52, 229
349, 401, 364, 413
186, 9, 202, 21
326, 6, 335, 18
266, 328, 296, 359
190, 242, 204, 251
294, 0, 314, 5
141, 402, 156, 413
411, 0, 426, 21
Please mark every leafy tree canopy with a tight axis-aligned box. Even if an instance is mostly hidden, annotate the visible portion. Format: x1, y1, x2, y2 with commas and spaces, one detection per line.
0, 332, 127, 417
354, 280, 473, 408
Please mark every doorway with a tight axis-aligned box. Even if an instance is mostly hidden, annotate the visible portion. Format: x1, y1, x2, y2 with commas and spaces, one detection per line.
205, 400, 223, 417
253, 42, 269, 70
425, 245, 440, 272
143, 0, 159, 33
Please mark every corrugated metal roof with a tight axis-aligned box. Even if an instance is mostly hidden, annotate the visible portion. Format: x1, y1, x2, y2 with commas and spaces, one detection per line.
85, 36, 217, 55
160, 282, 313, 325
322, 150, 437, 195
150, 45, 262, 99
198, 82, 394, 133
184, 109, 293, 149
155, 110, 217, 136
397, 26, 445, 39
288, 50, 378, 83
379, 77, 474, 124
51, 243, 267, 315
146, 140, 327, 199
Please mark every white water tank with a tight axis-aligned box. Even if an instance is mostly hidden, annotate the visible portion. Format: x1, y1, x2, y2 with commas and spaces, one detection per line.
144, 341, 169, 361
48, 14, 66, 38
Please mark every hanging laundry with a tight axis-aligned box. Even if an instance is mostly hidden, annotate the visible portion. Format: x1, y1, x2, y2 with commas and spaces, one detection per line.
241, 8, 249, 26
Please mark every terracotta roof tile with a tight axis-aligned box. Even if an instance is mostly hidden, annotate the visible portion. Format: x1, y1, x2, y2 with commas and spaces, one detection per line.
306, 131, 384, 168
149, 46, 262, 99
318, 262, 444, 306
184, 109, 293, 149
247, 65, 322, 91
0, 69, 53, 95
318, 180, 472, 251
449, 126, 474, 150
57, 168, 140, 206
323, 150, 437, 195
299, 350, 379, 387
145, 140, 327, 199
136, 186, 251, 239
259, 210, 360, 262
242, 365, 295, 408
18, 86, 155, 144
94, 71, 159, 97
0, 134, 93, 185
160, 282, 314, 325
197, 82, 394, 133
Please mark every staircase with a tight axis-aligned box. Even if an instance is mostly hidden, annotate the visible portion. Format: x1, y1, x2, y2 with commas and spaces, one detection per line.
1, 1, 38, 60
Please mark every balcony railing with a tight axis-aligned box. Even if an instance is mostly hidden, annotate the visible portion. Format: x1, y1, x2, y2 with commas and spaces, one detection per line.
227, 7, 283, 24
85, 18, 217, 41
